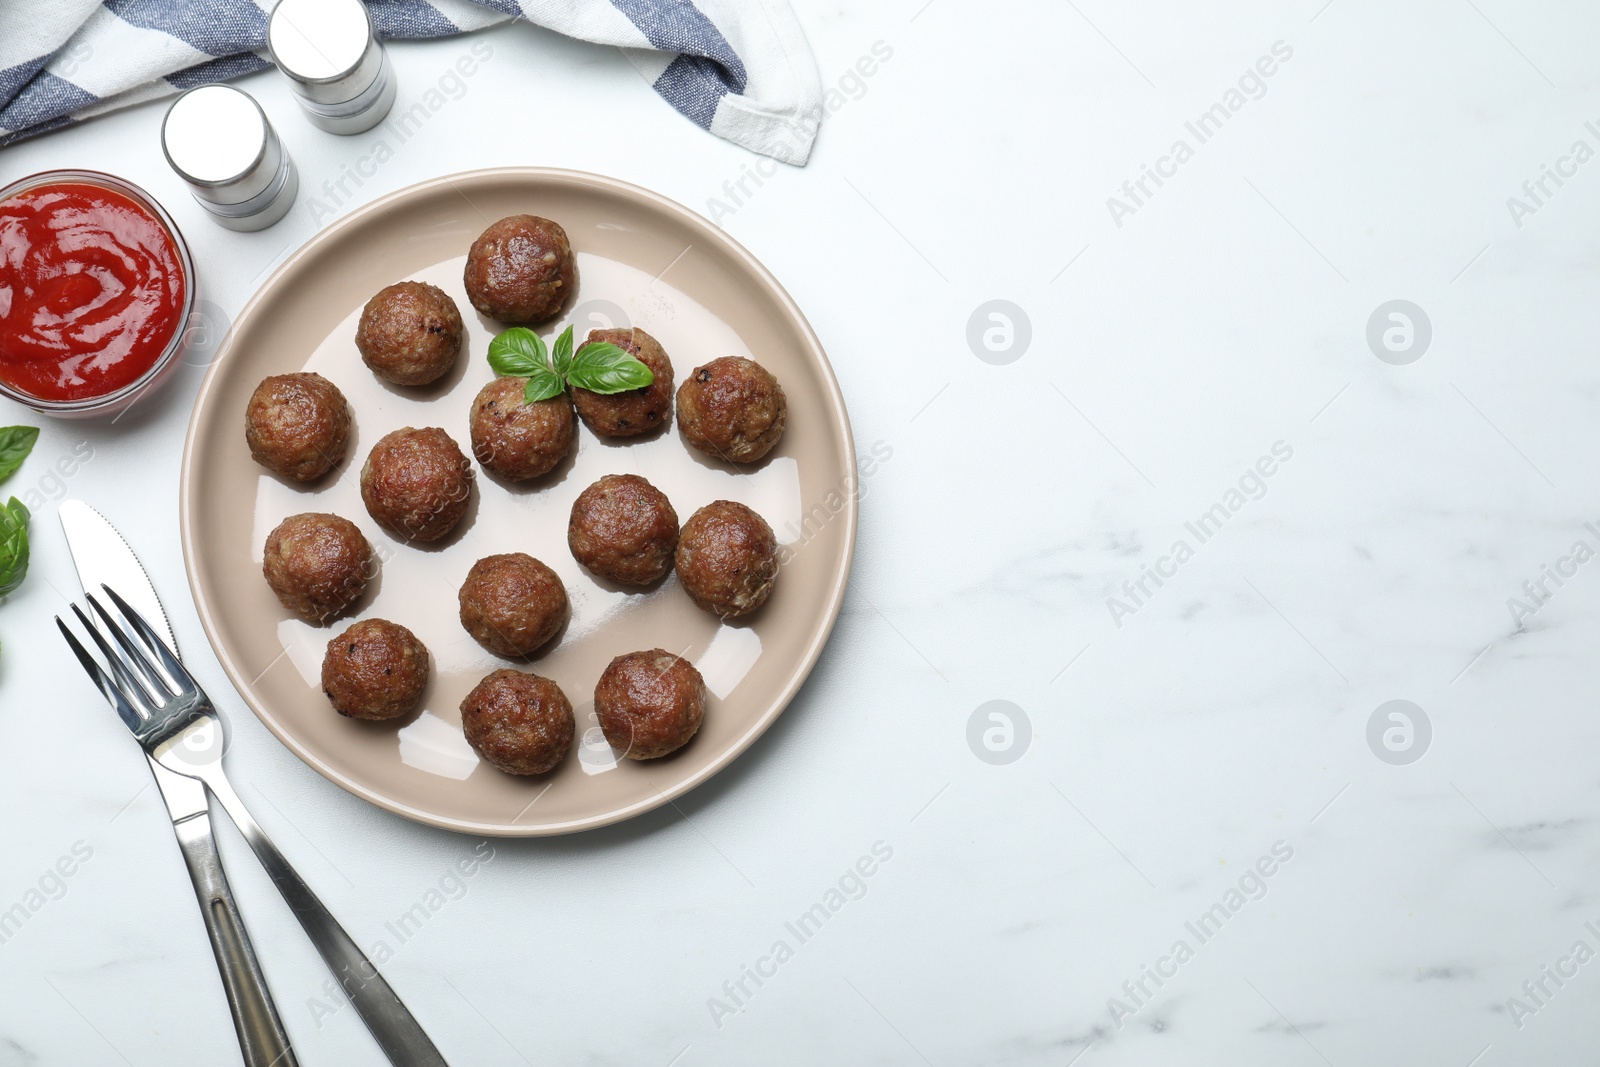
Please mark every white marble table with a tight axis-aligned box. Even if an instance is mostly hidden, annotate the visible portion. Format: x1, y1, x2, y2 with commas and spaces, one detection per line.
3, 2, 1598, 1063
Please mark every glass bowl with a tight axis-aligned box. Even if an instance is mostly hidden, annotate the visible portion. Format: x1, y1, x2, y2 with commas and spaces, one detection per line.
0, 169, 197, 419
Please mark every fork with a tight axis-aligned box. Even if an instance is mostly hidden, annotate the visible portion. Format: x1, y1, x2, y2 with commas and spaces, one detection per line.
59, 586, 450, 1067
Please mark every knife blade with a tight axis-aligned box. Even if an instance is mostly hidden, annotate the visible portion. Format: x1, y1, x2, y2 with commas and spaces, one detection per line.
58, 500, 205, 820
59, 499, 178, 652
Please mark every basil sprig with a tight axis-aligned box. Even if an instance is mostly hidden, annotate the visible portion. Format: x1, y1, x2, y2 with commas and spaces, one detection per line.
0, 497, 30, 599
487, 325, 654, 404
0, 426, 38, 483
568, 342, 656, 393
0, 426, 36, 609
487, 328, 564, 402
0, 427, 35, 652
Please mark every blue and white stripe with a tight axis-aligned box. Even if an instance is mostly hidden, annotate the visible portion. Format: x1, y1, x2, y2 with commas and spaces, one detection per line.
0, 0, 821, 163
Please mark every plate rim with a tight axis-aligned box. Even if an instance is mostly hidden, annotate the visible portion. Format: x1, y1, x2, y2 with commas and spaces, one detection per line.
178, 166, 857, 837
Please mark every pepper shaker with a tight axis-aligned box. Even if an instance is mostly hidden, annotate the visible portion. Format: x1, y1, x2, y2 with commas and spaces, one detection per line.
267, 0, 397, 135
161, 85, 298, 232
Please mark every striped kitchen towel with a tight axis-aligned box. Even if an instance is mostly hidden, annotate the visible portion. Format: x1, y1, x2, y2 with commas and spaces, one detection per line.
0, 0, 823, 163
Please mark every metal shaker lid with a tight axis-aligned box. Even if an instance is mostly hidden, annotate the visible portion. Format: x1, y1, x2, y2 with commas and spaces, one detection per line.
269, 0, 380, 96
162, 86, 270, 192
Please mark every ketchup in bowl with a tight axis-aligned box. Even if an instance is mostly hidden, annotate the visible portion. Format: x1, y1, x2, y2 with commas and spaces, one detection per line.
0, 174, 191, 413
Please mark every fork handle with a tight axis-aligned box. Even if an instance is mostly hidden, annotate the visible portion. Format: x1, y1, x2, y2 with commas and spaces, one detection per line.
173, 812, 300, 1067
203, 774, 450, 1067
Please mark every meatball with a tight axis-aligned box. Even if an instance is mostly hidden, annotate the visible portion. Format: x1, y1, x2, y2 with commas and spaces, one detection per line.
570, 328, 674, 438
567, 474, 678, 585
355, 281, 464, 386
463, 215, 575, 324
458, 553, 568, 658
594, 650, 707, 760
262, 513, 374, 624
460, 669, 574, 775
468, 376, 575, 481
676, 500, 778, 618
320, 619, 429, 721
244, 372, 351, 481
360, 427, 474, 543
676, 357, 787, 463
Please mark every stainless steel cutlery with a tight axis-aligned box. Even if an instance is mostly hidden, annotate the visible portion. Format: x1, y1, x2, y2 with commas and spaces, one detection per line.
58, 500, 448, 1067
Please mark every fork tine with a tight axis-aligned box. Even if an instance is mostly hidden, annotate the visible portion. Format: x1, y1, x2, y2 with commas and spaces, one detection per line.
56, 616, 145, 733
85, 592, 177, 700
99, 585, 194, 694
71, 604, 161, 719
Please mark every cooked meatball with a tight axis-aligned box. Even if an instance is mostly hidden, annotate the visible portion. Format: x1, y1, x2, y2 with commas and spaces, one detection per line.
320, 619, 429, 720
570, 328, 674, 438
244, 372, 351, 481
468, 376, 575, 481
594, 650, 707, 760
567, 474, 678, 585
360, 427, 474, 543
463, 215, 575, 324
460, 669, 574, 775
677, 357, 787, 463
355, 281, 463, 386
262, 513, 374, 624
458, 553, 568, 658
676, 500, 778, 618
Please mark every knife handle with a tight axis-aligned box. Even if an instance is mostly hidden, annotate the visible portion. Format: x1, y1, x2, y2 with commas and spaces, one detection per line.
173, 812, 300, 1067
201, 772, 450, 1067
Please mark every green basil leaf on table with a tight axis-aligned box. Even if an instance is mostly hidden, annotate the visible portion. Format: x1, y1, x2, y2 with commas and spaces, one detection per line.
566, 342, 654, 394
487, 327, 549, 378
0, 496, 31, 598
0, 426, 39, 483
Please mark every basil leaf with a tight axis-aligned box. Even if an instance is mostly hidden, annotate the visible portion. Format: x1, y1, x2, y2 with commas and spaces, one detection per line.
0, 426, 38, 483
552, 325, 575, 379
487, 328, 549, 378
521, 368, 566, 404
567, 342, 655, 394
0, 496, 30, 598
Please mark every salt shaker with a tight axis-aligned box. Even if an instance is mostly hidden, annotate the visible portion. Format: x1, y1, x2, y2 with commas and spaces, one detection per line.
267, 0, 397, 135
160, 85, 299, 232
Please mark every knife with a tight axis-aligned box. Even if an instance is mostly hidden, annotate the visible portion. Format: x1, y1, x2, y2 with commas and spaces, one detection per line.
60, 500, 299, 1067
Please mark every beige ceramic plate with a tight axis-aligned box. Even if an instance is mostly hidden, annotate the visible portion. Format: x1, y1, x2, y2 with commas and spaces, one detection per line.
181, 168, 855, 836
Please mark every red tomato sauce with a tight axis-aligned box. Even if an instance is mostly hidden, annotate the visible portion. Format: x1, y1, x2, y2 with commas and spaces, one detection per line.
0, 182, 186, 402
